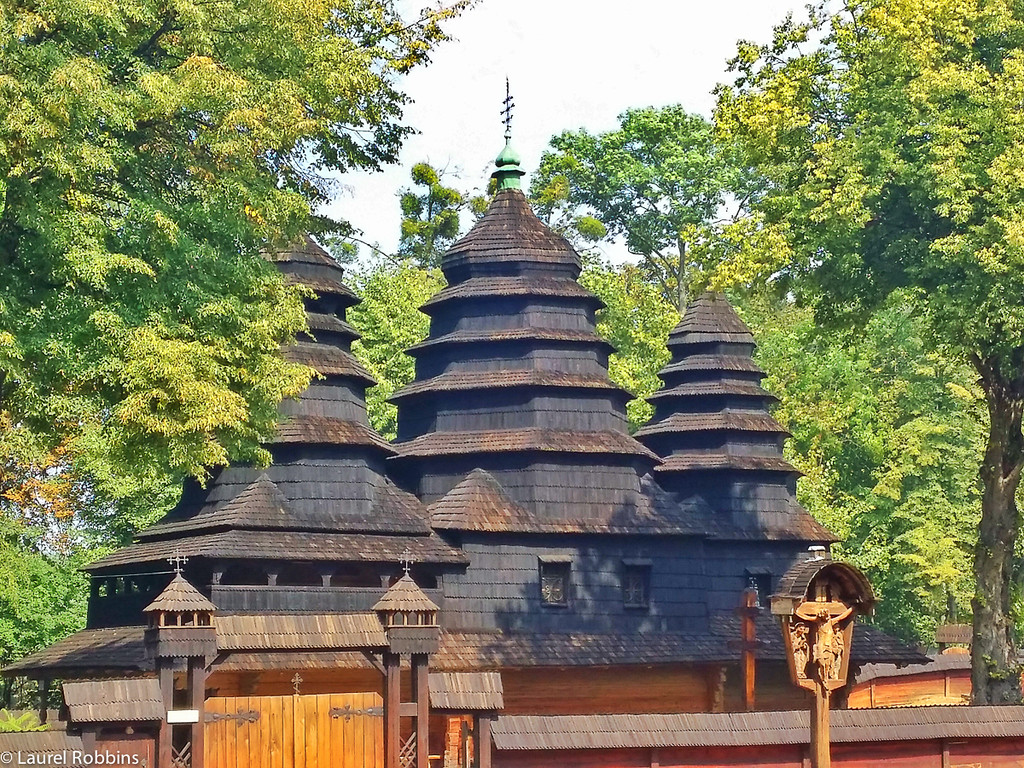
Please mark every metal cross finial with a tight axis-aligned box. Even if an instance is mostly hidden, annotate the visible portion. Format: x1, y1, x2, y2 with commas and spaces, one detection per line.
291, 673, 303, 695
168, 551, 188, 575
400, 546, 414, 576
501, 77, 515, 140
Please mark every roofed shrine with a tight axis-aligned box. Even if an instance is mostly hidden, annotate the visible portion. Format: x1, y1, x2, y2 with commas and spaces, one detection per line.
6, 134, 1018, 768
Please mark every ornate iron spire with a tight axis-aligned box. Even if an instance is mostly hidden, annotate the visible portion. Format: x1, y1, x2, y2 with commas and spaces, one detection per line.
493, 78, 525, 191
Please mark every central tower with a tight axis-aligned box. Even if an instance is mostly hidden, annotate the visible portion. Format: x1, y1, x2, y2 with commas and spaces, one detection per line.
390, 142, 678, 533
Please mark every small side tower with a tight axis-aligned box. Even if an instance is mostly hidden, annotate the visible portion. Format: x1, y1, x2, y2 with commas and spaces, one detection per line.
144, 565, 217, 768
374, 570, 441, 768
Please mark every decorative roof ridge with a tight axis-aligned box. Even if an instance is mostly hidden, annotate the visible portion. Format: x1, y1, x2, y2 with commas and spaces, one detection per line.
420, 275, 604, 310
634, 410, 789, 438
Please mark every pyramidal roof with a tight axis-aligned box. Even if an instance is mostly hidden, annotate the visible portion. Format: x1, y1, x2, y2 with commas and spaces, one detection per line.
88, 236, 464, 575
637, 292, 835, 542
373, 573, 440, 613
144, 574, 216, 614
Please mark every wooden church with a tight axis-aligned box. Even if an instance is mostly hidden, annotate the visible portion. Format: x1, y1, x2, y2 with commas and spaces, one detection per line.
7, 136, 1023, 768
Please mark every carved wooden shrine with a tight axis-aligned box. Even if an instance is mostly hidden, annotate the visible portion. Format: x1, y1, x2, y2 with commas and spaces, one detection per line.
772, 556, 875, 768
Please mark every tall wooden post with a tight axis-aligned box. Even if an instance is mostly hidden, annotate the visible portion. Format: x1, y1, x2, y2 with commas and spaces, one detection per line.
737, 588, 758, 711
188, 657, 207, 768
412, 654, 429, 768
37, 678, 49, 724
476, 715, 492, 768
810, 683, 830, 768
157, 660, 173, 768
383, 651, 401, 768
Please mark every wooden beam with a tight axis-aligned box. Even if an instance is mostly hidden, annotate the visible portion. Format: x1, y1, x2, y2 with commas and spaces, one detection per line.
810, 685, 830, 768
477, 715, 492, 768
37, 678, 49, 725
189, 658, 206, 768
383, 652, 401, 768
158, 660, 173, 768
412, 654, 429, 768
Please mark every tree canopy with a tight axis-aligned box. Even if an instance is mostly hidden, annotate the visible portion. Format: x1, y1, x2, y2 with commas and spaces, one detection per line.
716, 0, 1024, 702
398, 162, 487, 268
530, 105, 766, 307
0, 0, 464, 673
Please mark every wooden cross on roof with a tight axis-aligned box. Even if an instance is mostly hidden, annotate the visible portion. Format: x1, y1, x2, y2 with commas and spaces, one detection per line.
501, 77, 515, 140
167, 551, 188, 575
400, 546, 414, 576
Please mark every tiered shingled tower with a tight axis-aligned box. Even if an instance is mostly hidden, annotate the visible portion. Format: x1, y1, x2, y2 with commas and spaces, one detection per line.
637, 293, 834, 610
85, 237, 463, 627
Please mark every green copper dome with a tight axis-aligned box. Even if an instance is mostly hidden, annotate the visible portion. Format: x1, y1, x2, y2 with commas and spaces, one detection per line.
492, 138, 525, 190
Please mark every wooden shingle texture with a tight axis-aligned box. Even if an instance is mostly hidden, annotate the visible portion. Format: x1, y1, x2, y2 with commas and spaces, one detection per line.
144, 573, 216, 613
490, 706, 1024, 750
62, 678, 163, 722
215, 613, 387, 650
428, 671, 504, 711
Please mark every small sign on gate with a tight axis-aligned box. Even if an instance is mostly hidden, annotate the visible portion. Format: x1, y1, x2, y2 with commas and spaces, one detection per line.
167, 709, 200, 724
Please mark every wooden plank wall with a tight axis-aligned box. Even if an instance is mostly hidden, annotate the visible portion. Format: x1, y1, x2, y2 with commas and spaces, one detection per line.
847, 670, 971, 708
500, 667, 712, 715
205, 692, 382, 768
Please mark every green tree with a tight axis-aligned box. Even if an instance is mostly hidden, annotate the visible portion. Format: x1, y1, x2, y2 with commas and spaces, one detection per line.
748, 294, 984, 644
0, 0, 465, 519
530, 105, 761, 307
398, 163, 487, 268
349, 260, 445, 439
716, 0, 1024, 702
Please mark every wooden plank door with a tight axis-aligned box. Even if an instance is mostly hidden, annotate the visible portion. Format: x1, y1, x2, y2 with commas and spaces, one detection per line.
205, 693, 382, 768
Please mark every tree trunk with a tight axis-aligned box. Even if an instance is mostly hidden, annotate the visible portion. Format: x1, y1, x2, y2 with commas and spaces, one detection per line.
971, 354, 1024, 704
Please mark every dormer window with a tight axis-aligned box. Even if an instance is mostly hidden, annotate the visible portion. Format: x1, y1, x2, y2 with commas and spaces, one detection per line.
539, 558, 571, 607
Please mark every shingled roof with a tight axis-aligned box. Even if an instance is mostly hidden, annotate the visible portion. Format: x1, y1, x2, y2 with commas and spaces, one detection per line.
391, 187, 663, 529
373, 574, 440, 613
638, 292, 834, 543
143, 573, 216, 613
86, 235, 452, 589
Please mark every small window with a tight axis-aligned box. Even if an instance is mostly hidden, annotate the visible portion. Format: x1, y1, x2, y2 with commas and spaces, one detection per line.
746, 570, 772, 608
539, 561, 571, 607
622, 565, 651, 609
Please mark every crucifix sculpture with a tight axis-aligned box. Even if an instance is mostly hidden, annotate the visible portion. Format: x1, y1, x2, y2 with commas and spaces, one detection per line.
771, 557, 874, 768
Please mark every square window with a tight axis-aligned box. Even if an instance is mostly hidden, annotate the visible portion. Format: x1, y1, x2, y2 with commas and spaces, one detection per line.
622, 565, 651, 609
540, 561, 570, 606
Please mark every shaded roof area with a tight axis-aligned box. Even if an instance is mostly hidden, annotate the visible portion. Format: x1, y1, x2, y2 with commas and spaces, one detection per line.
90, 235, 447, 581
429, 671, 504, 711
63, 678, 163, 723
442, 188, 581, 276
0, 732, 85, 760
3, 626, 150, 676
88, 528, 466, 572
490, 706, 1024, 750
427, 470, 715, 536
854, 652, 970, 686
144, 573, 217, 613
432, 630, 736, 670
638, 292, 834, 544
420, 276, 602, 312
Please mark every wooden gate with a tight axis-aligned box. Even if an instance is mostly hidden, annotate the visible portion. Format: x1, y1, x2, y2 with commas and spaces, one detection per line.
204, 692, 383, 768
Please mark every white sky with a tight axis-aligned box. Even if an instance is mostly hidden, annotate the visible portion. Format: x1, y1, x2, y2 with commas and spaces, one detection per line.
324, 1, 805, 259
